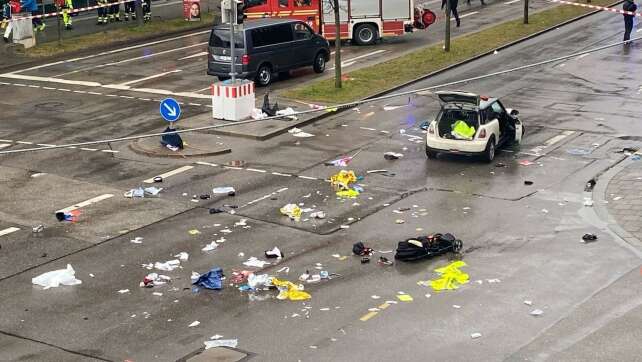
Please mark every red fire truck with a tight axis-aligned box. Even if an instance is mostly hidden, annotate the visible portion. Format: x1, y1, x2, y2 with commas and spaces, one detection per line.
242, 0, 436, 45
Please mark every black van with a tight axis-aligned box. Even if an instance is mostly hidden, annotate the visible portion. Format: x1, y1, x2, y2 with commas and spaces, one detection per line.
207, 18, 330, 86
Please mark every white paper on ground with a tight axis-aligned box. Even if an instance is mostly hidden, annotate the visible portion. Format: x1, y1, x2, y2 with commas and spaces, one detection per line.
204, 339, 238, 349
32, 264, 82, 289
174, 252, 189, 261
213, 186, 235, 194
243, 257, 270, 268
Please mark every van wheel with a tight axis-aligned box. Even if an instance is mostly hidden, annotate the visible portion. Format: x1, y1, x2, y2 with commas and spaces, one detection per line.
483, 137, 496, 163
256, 64, 272, 86
426, 147, 437, 159
354, 24, 377, 46
313, 52, 326, 73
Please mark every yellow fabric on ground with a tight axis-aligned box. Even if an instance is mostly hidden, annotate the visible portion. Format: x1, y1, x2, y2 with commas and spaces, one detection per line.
429, 260, 469, 291
272, 278, 311, 301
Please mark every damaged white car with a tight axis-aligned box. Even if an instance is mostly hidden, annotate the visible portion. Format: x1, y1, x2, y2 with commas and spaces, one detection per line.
425, 91, 524, 162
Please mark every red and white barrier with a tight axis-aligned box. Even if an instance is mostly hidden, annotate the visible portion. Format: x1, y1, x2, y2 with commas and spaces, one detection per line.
211, 80, 255, 121
550, 0, 642, 17
8, 0, 135, 22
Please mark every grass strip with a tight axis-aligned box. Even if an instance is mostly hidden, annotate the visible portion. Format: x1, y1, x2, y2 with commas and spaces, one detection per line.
284, 0, 615, 103
24, 12, 215, 58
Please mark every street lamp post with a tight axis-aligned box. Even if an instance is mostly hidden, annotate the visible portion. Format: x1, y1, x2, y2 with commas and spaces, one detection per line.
229, 0, 237, 83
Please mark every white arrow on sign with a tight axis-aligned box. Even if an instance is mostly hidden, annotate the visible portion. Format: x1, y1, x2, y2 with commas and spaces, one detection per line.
163, 103, 178, 117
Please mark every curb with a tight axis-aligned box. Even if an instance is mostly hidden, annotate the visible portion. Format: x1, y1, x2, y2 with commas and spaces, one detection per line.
0, 22, 214, 73
280, 0, 624, 134
592, 157, 642, 251
128, 140, 231, 158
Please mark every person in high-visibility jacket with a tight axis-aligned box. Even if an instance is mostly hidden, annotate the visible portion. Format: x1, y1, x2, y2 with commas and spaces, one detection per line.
143, 0, 151, 22
108, 0, 120, 22
96, 0, 107, 24
56, 0, 73, 30
124, 0, 135, 21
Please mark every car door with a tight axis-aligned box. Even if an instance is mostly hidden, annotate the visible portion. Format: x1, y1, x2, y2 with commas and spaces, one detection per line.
489, 101, 509, 145
291, 22, 316, 67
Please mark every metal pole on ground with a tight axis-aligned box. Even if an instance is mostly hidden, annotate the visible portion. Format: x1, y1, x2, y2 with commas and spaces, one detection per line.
524, 0, 529, 24
445, 0, 451, 52
333, 0, 341, 88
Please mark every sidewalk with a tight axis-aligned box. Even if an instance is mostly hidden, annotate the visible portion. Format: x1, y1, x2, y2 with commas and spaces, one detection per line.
604, 159, 642, 244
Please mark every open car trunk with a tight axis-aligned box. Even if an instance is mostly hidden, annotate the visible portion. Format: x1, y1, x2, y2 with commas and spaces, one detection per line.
438, 109, 479, 140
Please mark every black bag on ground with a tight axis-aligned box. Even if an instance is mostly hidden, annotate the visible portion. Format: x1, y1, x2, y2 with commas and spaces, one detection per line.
394, 233, 462, 261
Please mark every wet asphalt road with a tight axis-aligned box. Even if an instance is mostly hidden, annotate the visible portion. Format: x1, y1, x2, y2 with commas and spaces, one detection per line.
1, 3, 642, 362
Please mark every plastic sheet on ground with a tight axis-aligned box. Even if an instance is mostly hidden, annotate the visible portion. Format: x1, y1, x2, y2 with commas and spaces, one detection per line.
428, 261, 469, 291
150, 259, 181, 271
280, 204, 302, 221
212, 186, 236, 194
243, 257, 270, 268
288, 127, 314, 138
192, 267, 224, 290
32, 264, 82, 289
204, 339, 238, 349
247, 273, 270, 289
272, 278, 311, 301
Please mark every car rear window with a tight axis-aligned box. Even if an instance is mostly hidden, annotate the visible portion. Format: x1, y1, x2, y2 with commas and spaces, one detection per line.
209, 29, 245, 48
251, 24, 294, 47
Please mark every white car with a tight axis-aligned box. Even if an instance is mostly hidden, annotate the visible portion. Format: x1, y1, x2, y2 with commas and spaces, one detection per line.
425, 91, 524, 162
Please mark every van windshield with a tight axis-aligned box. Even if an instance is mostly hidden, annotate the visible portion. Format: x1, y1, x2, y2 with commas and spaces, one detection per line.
209, 29, 245, 48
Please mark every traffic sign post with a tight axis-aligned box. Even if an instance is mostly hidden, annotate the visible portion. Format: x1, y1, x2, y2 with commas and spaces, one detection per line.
160, 98, 182, 123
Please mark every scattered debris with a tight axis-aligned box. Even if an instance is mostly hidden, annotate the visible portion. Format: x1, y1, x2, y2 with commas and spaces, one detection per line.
470, 332, 482, 339
530, 309, 544, 317
524, 180, 534, 186
585, 179, 596, 192
140, 273, 171, 288
272, 278, 311, 300
378, 257, 393, 266
174, 252, 189, 261
202, 240, 220, 252
148, 260, 181, 271
55, 210, 80, 222
427, 261, 469, 291
130, 237, 144, 244
188, 229, 201, 235
188, 321, 200, 327
32, 225, 44, 233
524, 300, 533, 306
583, 198, 594, 207
518, 160, 534, 166
32, 264, 82, 289
581, 233, 598, 243
353, 242, 374, 256
495, 162, 507, 168
118, 289, 130, 294
153, 176, 163, 183
265, 247, 283, 259
212, 187, 236, 196
361, 257, 370, 264
204, 339, 238, 349
310, 211, 326, 219
288, 128, 315, 138
243, 257, 270, 268
192, 267, 224, 290
397, 294, 413, 302
280, 204, 302, 221
395, 233, 462, 261
383, 152, 404, 160
124, 187, 163, 198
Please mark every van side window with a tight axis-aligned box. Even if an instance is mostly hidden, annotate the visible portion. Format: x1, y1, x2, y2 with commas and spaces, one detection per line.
279, 0, 289, 7
251, 24, 294, 47
293, 23, 313, 40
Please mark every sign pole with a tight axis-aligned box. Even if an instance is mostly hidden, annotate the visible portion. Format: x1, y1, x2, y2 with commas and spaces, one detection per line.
229, 0, 237, 83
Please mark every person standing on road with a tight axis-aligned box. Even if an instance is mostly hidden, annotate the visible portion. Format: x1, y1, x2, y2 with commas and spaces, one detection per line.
56, 0, 73, 30
623, 0, 637, 43
442, 0, 460, 27
124, 0, 135, 21
97, 0, 108, 24
108, 0, 121, 22
20, 0, 44, 32
143, 0, 151, 22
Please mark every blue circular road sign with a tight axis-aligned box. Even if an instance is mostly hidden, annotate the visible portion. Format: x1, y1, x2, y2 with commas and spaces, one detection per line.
160, 98, 181, 122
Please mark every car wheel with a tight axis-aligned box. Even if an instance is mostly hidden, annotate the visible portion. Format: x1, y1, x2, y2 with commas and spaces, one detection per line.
354, 24, 377, 46
255, 64, 272, 87
483, 137, 496, 163
313, 52, 326, 73
426, 146, 437, 159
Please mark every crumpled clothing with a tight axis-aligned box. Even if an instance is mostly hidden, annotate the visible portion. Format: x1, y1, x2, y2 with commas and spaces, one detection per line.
336, 189, 360, 198
330, 170, 357, 191
325, 156, 352, 167
451, 120, 476, 140
192, 267, 224, 290
272, 278, 311, 301
280, 204, 302, 221
428, 261, 469, 291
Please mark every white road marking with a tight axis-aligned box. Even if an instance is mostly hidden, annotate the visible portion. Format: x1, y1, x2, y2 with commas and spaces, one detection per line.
0, 144, 11, 149
116, 69, 183, 87
272, 172, 292, 177
576, 53, 590, 59
329, 50, 387, 70
452, 11, 478, 20
54, 43, 207, 77
37, 143, 56, 147
243, 187, 289, 207
193, 86, 213, 93
178, 51, 209, 60
544, 130, 575, 146
196, 161, 219, 167
223, 166, 244, 170
246, 168, 266, 173
143, 165, 194, 183
79, 147, 98, 151
0, 139, 13, 142
56, 194, 114, 213
297, 175, 319, 180
9, 30, 211, 74
87, 91, 103, 95
16, 141, 33, 144
504, 0, 520, 4
101, 149, 119, 153
0, 73, 101, 87
0, 227, 20, 237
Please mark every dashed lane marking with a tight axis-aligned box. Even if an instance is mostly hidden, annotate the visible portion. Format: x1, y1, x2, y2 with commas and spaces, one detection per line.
195, 161, 327, 182
504, 0, 520, 4
0, 227, 20, 237
240, 187, 289, 208
143, 165, 194, 183
544, 130, 575, 146
0, 144, 11, 149
0, 139, 119, 154
359, 311, 379, 322
56, 194, 114, 213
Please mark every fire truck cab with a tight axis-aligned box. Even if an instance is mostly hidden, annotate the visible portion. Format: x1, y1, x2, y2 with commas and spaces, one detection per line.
243, 0, 435, 45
